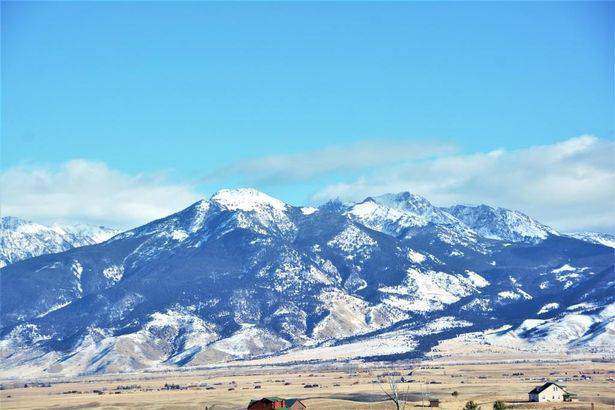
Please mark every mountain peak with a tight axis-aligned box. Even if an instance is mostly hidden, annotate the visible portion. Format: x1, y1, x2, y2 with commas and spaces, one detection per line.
1, 216, 36, 230
1, 191, 613, 377
565, 232, 615, 248
446, 204, 557, 242
318, 199, 349, 213
372, 191, 434, 211
0, 217, 119, 267
346, 191, 466, 242
49, 222, 119, 244
211, 188, 288, 212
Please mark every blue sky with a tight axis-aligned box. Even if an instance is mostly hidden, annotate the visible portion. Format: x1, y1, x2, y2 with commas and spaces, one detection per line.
1, 1, 614, 231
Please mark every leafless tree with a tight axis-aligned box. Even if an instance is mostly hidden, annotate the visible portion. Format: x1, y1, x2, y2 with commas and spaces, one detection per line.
379, 377, 409, 410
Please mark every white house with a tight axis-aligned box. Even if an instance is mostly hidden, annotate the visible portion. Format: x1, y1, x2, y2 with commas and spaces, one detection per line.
528, 382, 571, 402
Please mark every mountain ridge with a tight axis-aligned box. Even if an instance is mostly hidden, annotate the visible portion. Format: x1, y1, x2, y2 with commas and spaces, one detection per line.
1, 188, 613, 377
0, 216, 119, 268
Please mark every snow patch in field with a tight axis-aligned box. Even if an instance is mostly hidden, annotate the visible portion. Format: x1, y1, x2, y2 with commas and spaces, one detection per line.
550, 264, 589, 289
567, 303, 596, 311
461, 298, 492, 312
414, 317, 472, 335
538, 303, 559, 315
465, 270, 489, 288
517, 288, 533, 300
407, 249, 426, 263
170, 230, 188, 241
102, 265, 124, 282
71, 260, 83, 294
36, 301, 71, 318
498, 291, 520, 300
552, 264, 576, 273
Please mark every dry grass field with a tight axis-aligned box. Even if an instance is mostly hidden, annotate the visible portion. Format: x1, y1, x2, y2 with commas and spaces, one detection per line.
1, 353, 614, 410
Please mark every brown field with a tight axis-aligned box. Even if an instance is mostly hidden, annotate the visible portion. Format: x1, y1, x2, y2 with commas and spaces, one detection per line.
1, 352, 614, 410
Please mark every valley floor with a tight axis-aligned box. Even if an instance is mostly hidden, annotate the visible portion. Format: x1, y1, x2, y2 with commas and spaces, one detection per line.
1, 348, 614, 410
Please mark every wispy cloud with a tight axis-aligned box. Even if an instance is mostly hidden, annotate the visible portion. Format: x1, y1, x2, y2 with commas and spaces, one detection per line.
3, 136, 612, 234
203, 139, 454, 185
312, 135, 615, 233
0, 160, 202, 229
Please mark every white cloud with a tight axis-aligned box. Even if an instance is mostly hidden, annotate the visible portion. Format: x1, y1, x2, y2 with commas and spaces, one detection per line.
0, 159, 202, 229
312, 136, 615, 233
3, 136, 612, 234
203, 139, 453, 184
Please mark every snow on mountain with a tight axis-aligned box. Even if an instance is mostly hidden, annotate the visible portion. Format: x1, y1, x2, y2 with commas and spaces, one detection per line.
565, 232, 615, 248
347, 192, 480, 250
212, 188, 287, 212
211, 188, 296, 236
348, 192, 458, 234
378, 268, 485, 313
445, 204, 558, 243
51, 222, 120, 244
484, 303, 615, 352
0, 216, 119, 268
538, 302, 559, 315
0, 188, 613, 377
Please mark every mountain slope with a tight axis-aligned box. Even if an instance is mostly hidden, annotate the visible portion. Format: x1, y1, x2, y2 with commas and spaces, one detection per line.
0, 189, 613, 377
445, 204, 558, 243
565, 232, 615, 249
0, 217, 119, 268
347, 193, 481, 250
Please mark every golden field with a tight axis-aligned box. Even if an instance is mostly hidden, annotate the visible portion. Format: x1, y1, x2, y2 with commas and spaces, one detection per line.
1, 351, 614, 410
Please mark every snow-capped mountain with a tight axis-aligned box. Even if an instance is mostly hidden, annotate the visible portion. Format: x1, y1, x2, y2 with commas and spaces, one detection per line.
445, 204, 558, 243
0, 217, 119, 268
565, 232, 615, 249
348, 192, 468, 236
53, 222, 120, 245
0, 189, 613, 377
346, 193, 482, 252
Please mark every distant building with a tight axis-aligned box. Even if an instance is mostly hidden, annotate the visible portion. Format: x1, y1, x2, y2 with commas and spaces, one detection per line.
285, 399, 307, 409
528, 382, 572, 402
428, 398, 440, 407
248, 397, 286, 409
247, 397, 306, 409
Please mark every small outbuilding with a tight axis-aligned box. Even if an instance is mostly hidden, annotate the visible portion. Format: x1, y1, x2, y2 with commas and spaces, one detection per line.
528, 382, 571, 402
285, 399, 307, 409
